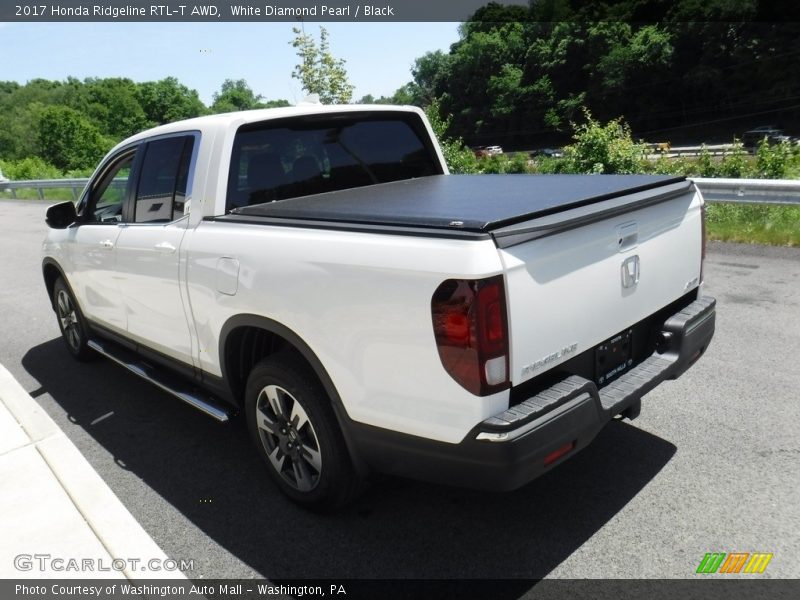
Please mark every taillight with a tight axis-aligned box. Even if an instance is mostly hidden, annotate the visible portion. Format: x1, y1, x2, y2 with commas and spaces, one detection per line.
700, 200, 707, 284
431, 275, 510, 396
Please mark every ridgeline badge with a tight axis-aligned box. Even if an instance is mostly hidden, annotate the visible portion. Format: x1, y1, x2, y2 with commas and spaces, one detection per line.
521, 343, 578, 379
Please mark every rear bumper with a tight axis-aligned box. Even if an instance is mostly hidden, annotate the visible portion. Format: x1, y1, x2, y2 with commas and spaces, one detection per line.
348, 296, 716, 491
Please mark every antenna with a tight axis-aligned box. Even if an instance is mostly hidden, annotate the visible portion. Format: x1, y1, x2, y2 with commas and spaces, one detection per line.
298, 93, 321, 105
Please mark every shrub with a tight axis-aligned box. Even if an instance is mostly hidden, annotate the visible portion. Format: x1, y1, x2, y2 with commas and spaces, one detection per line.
478, 153, 532, 174
754, 138, 796, 179
531, 156, 567, 174
680, 141, 756, 178
650, 155, 690, 176
695, 147, 718, 177
561, 109, 646, 174
0, 156, 63, 180
716, 140, 749, 178
505, 152, 531, 174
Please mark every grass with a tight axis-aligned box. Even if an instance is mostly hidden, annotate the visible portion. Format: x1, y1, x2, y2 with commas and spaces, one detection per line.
705, 203, 800, 247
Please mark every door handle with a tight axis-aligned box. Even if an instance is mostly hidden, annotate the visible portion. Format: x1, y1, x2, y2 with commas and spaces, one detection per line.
154, 241, 177, 254
100, 239, 114, 249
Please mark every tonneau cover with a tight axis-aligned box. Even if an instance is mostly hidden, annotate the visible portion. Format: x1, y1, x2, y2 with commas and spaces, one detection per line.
231, 174, 687, 232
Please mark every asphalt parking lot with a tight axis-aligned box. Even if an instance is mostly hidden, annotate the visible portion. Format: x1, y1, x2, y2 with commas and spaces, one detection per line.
1, 200, 798, 584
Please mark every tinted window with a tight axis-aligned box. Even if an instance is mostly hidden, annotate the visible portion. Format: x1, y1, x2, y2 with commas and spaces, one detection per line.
88, 152, 135, 223
134, 136, 195, 223
226, 113, 441, 210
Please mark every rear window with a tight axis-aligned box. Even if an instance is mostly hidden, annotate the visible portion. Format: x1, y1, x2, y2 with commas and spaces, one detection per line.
226, 112, 442, 210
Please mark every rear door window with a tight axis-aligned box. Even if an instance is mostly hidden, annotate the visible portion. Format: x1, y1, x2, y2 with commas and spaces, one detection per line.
134, 135, 195, 223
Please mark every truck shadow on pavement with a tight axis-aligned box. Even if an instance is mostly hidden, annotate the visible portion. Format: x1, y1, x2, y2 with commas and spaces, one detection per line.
24, 338, 677, 584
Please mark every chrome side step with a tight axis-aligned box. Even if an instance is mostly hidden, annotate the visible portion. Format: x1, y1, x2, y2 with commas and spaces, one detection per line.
87, 339, 231, 422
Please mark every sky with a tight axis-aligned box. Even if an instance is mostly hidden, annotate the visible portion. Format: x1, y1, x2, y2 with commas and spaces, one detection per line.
0, 22, 461, 104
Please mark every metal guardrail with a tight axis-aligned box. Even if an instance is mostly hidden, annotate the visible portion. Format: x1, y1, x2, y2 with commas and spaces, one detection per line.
651, 144, 737, 158
691, 178, 800, 205
0, 178, 91, 200
1, 176, 798, 205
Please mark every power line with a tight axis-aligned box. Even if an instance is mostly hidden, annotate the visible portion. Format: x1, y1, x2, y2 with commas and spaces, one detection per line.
598, 91, 800, 123
634, 103, 800, 136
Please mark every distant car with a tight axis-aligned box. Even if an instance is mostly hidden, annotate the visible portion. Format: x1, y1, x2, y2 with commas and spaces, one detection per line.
645, 142, 671, 154
742, 126, 787, 148
0, 167, 8, 184
473, 146, 503, 158
530, 148, 564, 159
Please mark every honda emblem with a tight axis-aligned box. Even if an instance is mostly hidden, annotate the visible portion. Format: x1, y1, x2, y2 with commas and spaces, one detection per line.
621, 255, 640, 288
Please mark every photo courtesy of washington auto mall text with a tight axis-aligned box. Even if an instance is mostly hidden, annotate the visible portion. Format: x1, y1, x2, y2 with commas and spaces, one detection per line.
14, 583, 348, 598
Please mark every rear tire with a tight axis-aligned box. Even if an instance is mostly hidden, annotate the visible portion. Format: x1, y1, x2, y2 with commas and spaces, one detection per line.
245, 354, 362, 510
53, 277, 94, 361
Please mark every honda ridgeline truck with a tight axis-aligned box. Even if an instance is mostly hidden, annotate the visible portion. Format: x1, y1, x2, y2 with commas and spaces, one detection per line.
42, 105, 715, 508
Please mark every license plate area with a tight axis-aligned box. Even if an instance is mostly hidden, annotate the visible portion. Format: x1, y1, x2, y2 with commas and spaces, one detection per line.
595, 329, 633, 386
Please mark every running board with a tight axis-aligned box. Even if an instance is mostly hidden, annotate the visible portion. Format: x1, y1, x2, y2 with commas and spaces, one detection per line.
87, 339, 231, 422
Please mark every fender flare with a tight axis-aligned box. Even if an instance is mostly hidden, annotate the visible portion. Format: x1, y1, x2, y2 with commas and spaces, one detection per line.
41, 258, 72, 311
218, 314, 368, 474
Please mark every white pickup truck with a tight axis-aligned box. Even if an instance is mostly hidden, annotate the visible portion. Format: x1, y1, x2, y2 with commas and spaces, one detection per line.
42, 105, 715, 509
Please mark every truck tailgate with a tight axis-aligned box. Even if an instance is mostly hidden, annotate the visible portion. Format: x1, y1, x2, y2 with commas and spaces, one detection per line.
496, 179, 703, 386
228, 173, 701, 388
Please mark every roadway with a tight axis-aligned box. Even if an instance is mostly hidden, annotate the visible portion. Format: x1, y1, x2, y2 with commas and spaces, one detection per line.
1, 200, 798, 584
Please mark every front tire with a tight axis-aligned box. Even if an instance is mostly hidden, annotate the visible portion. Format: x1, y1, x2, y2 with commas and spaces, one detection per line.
53, 277, 93, 361
245, 354, 362, 510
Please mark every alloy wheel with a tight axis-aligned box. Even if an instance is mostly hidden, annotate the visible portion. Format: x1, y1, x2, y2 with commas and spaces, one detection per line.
255, 384, 322, 492
56, 289, 81, 351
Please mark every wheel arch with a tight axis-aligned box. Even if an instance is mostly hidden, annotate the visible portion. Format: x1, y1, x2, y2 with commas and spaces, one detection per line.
42, 258, 69, 311
218, 314, 367, 474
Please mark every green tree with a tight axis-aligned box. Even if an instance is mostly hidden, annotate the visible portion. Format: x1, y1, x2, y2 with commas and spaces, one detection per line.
398, 1, 800, 150
389, 84, 416, 105
36, 106, 112, 171
425, 99, 479, 174
0, 80, 72, 160
409, 51, 452, 106
262, 99, 291, 108
356, 93, 399, 105
290, 26, 354, 104
211, 79, 263, 113
81, 77, 150, 139
137, 77, 206, 125
0, 102, 45, 161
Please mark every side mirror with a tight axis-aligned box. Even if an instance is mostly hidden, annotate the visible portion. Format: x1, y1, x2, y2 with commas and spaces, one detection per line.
45, 201, 78, 229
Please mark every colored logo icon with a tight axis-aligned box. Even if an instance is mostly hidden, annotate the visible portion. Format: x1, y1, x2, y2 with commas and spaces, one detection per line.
696, 552, 773, 574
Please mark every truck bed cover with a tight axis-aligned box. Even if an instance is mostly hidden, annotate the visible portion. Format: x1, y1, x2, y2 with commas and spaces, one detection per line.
228, 174, 689, 233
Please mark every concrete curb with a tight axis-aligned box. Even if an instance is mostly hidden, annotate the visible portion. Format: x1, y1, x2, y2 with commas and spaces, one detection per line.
0, 363, 187, 581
